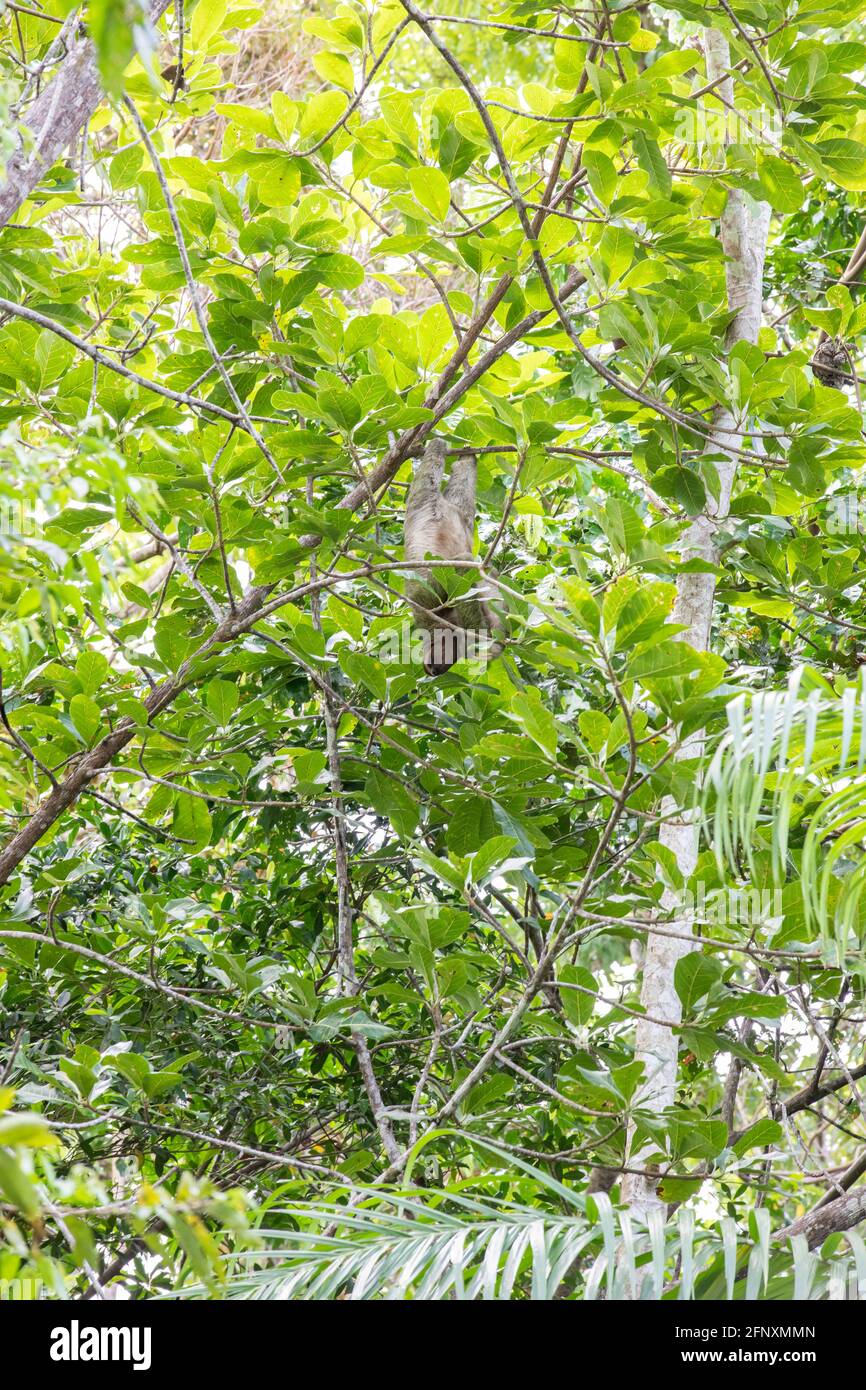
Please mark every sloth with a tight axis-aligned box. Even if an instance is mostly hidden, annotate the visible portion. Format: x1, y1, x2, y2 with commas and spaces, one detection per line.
811, 335, 850, 389
403, 439, 501, 676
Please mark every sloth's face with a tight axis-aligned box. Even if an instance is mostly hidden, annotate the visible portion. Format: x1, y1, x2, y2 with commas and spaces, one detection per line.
423, 656, 456, 677
423, 627, 461, 676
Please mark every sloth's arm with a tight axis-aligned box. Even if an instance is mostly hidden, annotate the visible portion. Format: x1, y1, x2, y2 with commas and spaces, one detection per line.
442, 453, 477, 532
405, 438, 447, 523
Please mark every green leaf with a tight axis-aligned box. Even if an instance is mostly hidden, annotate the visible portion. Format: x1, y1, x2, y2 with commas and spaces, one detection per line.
583, 148, 617, 206
108, 1052, 151, 1090
629, 641, 703, 681
365, 769, 418, 837
815, 138, 866, 190
558, 964, 597, 1027
88, 0, 146, 96
251, 157, 301, 208
632, 130, 671, 197
732, 1119, 783, 1157
0, 1113, 54, 1146
674, 951, 723, 1013
408, 167, 451, 221
154, 618, 197, 670
629, 27, 658, 53
0, 1150, 41, 1217
654, 465, 707, 515
75, 651, 109, 697
511, 688, 558, 760
217, 103, 278, 137
173, 793, 213, 851
47, 505, 113, 535
578, 709, 610, 753
341, 650, 387, 701
598, 225, 634, 282
191, 0, 227, 48
706, 992, 788, 1025
271, 92, 298, 141
205, 678, 239, 725
110, 145, 144, 191
142, 1070, 186, 1100
317, 386, 362, 431
69, 694, 102, 745
469, 836, 519, 884
328, 594, 363, 640
313, 51, 355, 93
757, 155, 804, 213
300, 90, 349, 142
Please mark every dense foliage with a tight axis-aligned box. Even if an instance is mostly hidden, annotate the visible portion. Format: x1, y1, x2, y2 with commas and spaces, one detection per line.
3, 0, 866, 1300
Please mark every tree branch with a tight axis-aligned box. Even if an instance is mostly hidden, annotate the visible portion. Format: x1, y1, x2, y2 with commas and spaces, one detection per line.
777, 1189, 866, 1250
0, 0, 173, 229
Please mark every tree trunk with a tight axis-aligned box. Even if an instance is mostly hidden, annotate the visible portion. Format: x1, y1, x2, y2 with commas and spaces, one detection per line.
0, 0, 172, 229
621, 29, 771, 1216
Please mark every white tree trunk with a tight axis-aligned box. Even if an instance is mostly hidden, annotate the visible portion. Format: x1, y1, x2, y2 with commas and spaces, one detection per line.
621, 29, 771, 1215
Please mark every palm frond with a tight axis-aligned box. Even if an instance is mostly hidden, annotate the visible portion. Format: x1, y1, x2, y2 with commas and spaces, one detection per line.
704, 666, 866, 958
230, 1196, 595, 1301
174, 1159, 864, 1301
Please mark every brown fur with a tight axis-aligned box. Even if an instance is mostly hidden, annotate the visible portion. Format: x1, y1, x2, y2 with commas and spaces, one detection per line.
403, 441, 500, 675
